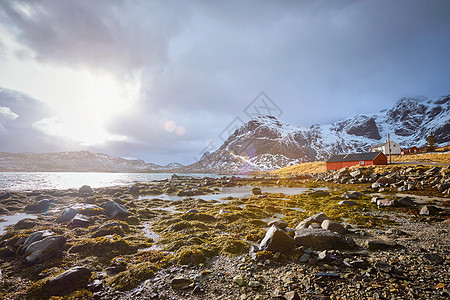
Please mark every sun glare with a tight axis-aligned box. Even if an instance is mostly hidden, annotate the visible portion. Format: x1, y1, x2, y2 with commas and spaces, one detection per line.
32, 70, 141, 146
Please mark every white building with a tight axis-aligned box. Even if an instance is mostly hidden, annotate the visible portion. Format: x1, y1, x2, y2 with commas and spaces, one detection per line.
372, 141, 402, 155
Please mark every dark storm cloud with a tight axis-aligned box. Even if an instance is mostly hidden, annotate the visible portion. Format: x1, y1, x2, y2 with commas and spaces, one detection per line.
1, 0, 449, 164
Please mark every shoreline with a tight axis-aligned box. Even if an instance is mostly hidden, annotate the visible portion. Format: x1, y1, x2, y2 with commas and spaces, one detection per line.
0, 166, 448, 299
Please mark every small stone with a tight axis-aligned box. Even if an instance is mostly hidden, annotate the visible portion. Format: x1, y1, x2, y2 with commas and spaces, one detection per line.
248, 280, 261, 288
284, 290, 301, 300
171, 277, 192, 289
314, 272, 340, 280
317, 250, 329, 261
186, 209, 199, 214
299, 254, 311, 263
374, 261, 393, 272
87, 279, 103, 292
342, 192, 363, 199
251, 187, 262, 195
233, 275, 245, 286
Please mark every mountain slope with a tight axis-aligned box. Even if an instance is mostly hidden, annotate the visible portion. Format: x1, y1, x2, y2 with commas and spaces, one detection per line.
181, 95, 450, 173
0, 151, 184, 172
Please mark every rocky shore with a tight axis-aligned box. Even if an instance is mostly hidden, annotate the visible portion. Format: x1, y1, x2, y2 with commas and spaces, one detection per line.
0, 165, 449, 299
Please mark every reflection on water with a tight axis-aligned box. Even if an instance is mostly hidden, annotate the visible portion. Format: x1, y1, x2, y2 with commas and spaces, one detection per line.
0, 172, 228, 192
0, 213, 38, 234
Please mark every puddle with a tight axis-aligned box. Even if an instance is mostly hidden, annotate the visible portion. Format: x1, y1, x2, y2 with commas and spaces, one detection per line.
153, 206, 180, 213
138, 186, 328, 203
287, 207, 307, 212
0, 213, 38, 235
140, 223, 164, 251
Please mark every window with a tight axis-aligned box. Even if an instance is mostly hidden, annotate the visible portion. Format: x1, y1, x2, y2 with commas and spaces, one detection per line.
359, 161, 365, 165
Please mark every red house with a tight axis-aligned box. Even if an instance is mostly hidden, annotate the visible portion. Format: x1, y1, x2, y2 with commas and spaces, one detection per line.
326, 152, 387, 170
401, 146, 419, 155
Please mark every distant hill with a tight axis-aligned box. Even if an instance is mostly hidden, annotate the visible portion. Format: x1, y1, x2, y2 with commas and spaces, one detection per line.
0, 151, 184, 172
179, 95, 449, 173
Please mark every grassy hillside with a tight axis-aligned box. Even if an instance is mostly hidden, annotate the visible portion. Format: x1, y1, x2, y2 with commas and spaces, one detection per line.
392, 152, 450, 164
269, 161, 326, 175
270, 151, 449, 176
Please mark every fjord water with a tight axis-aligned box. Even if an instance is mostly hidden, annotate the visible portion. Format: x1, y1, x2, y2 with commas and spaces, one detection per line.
0, 172, 227, 192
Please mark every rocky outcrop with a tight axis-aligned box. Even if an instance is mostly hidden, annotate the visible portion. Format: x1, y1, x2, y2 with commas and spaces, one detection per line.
317, 165, 450, 195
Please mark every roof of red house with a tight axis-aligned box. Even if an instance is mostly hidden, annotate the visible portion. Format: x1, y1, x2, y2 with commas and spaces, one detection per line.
326, 152, 384, 163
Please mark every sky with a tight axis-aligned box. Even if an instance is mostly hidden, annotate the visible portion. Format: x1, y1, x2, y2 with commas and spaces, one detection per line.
0, 0, 449, 165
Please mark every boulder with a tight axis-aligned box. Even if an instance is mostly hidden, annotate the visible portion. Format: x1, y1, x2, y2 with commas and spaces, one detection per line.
101, 201, 131, 218
14, 218, 39, 230
79, 185, 93, 195
321, 220, 346, 234
57, 207, 79, 223
267, 219, 288, 229
22, 230, 54, 251
259, 225, 296, 253
0, 192, 11, 200
419, 205, 440, 216
342, 192, 363, 199
294, 228, 349, 249
438, 183, 450, 193
396, 197, 415, 207
295, 212, 329, 230
308, 190, 330, 197
376, 199, 396, 208
46, 266, 92, 296
338, 200, 357, 205
24, 235, 66, 264
365, 239, 400, 251
69, 214, 91, 228
251, 187, 262, 195
24, 199, 52, 213
376, 176, 396, 185
92, 222, 125, 237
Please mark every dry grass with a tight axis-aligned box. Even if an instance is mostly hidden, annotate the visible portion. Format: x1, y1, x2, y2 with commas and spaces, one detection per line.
392, 152, 450, 164
269, 161, 326, 175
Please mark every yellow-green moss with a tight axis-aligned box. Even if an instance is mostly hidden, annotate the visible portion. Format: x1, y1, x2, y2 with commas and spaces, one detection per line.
107, 262, 157, 291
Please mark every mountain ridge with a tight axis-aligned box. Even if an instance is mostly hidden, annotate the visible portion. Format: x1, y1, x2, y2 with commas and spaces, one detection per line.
0, 150, 184, 172
179, 95, 449, 173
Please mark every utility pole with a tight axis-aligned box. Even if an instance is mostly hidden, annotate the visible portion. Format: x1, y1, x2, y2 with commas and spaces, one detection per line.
387, 133, 391, 164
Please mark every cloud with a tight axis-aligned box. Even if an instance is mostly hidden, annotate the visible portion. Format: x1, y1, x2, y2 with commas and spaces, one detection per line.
0, 0, 449, 164
0, 106, 18, 130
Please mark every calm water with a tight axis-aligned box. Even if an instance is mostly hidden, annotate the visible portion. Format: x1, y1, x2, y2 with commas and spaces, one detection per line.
0, 172, 227, 192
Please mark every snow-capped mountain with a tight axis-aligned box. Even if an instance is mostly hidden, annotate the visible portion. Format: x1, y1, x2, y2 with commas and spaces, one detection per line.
181, 95, 449, 173
0, 151, 184, 172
